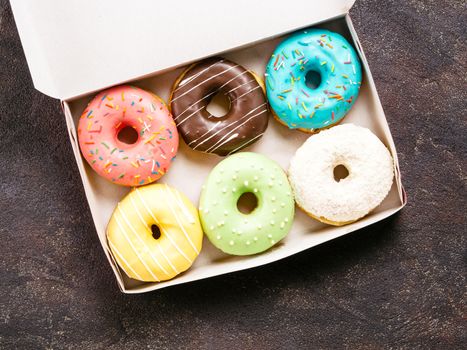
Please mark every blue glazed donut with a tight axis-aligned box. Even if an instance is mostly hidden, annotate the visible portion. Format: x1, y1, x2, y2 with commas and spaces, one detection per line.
265, 29, 362, 132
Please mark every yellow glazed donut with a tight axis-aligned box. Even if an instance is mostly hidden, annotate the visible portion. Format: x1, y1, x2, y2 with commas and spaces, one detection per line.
107, 184, 203, 282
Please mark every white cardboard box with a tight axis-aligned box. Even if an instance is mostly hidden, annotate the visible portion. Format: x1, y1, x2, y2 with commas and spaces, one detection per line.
11, 0, 406, 293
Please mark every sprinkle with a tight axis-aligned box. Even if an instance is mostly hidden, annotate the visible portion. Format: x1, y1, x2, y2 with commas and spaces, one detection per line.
281, 88, 292, 93
331, 64, 335, 73
273, 55, 280, 67
332, 111, 335, 120
89, 126, 102, 133
342, 45, 348, 49
321, 61, 327, 66
287, 102, 292, 110
87, 122, 92, 131
84, 141, 95, 145
342, 74, 349, 79
131, 161, 139, 168
314, 103, 323, 109
105, 103, 114, 109
115, 122, 122, 129
326, 43, 333, 49
277, 95, 285, 100
101, 142, 110, 149
298, 112, 304, 119
118, 173, 125, 179
301, 102, 308, 111
266, 76, 275, 90
301, 89, 310, 97
144, 134, 157, 144
281, 50, 289, 58
309, 111, 315, 118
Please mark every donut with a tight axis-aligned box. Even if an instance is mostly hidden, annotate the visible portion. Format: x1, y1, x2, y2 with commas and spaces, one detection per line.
288, 124, 394, 225
265, 29, 362, 132
78, 85, 178, 186
169, 58, 269, 156
199, 152, 295, 255
107, 184, 203, 282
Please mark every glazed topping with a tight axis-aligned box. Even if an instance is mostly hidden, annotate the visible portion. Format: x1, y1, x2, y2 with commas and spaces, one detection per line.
199, 152, 295, 255
265, 29, 362, 131
107, 184, 203, 282
170, 58, 268, 156
288, 124, 394, 224
78, 85, 178, 186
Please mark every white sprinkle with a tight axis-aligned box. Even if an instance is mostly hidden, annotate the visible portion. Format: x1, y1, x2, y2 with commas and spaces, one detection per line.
244, 180, 249, 186
267, 234, 273, 238
217, 235, 222, 240
229, 240, 234, 246
254, 176, 259, 181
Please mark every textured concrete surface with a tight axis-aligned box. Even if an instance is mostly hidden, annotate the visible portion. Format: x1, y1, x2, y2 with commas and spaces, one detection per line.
1, 0, 466, 349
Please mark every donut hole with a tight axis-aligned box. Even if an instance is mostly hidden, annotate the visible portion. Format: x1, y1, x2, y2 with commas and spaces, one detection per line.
333, 164, 350, 182
305, 70, 322, 90
237, 192, 258, 214
151, 225, 161, 240
206, 91, 231, 118
117, 125, 139, 144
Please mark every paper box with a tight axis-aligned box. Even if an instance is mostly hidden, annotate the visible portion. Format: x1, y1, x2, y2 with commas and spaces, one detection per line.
11, 0, 406, 293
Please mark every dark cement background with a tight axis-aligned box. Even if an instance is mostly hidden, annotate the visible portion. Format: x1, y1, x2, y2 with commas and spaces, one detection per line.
1, 0, 466, 349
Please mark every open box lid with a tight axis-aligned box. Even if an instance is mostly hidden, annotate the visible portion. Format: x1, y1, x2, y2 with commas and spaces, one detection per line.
10, 0, 355, 101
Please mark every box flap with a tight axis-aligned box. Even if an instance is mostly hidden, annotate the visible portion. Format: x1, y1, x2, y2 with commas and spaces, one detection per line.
10, 0, 355, 100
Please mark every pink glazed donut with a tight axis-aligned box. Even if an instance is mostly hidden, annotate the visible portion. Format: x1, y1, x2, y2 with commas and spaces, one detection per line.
78, 85, 179, 186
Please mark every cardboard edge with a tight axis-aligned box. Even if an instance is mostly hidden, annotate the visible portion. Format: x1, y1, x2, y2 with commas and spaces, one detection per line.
61, 100, 126, 292
124, 204, 404, 294
345, 15, 407, 206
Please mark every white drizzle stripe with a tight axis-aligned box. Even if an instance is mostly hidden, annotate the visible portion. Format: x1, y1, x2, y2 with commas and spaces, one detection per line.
188, 121, 221, 146
108, 240, 144, 280
175, 60, 224, 90
205, 109, 267, 153
172, 188, 196, 224
163, 185, 199, 254
193, 103, 267, 150
205, 133, 238, 153
175, 70, 250, 118
134, 188, 192, 264
227, 133, 265, 155
231, 85, 262, 102
226, 79, 256, 94
173, 91, 217, 120
114, 211, 160, 281
129, 195, 170, 276
175, 105, 206, 125
171, 65, 240, 102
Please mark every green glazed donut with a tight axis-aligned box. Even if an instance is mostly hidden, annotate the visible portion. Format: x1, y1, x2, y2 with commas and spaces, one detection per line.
199, 152, 295, 255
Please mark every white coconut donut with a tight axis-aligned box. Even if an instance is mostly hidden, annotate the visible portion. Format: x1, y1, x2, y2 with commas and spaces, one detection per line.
288, 124, 394, 225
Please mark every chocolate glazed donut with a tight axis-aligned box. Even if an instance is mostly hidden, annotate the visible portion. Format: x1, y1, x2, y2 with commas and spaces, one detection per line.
169, 58, 269, 156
